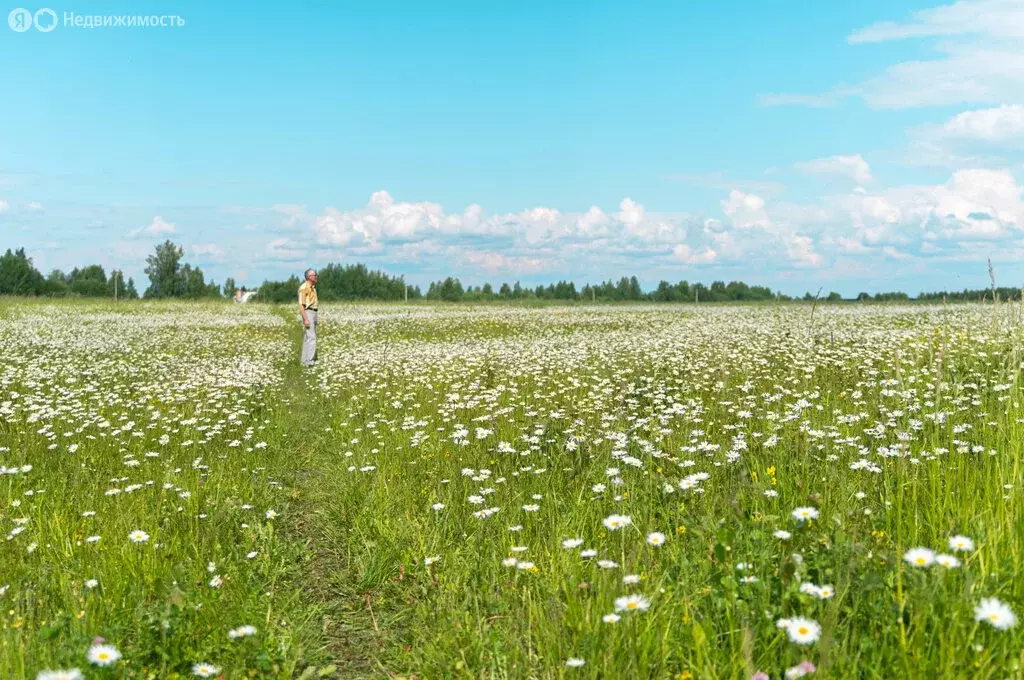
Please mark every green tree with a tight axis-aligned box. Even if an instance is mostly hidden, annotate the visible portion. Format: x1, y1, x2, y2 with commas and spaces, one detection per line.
0, 248, 45, 295
68, 264, 108, 297
144, 241, 184, 299
223, 277, 237, 299
45, 269, 69, 296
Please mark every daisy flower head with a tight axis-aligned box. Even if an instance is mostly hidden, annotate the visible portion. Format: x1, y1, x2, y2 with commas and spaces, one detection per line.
566, 658, 586, 668
623, 574, 641, 585
781, 617, 821, 645
646, 531, 666, 546
935, 554, 961, 569
613, 594, 651, 613
602, 613, 621, 623
903, 547, 935, 568
36, 671, 84, 680
85, 579, 98, 589
602, 514, 632, 531
974, 597, 1017, 630
949, 535, 974, 552
424, 556, 440, 566
562, 538, 584, 549
785, 661, 817, 678
580, 548, 597, 558
264, 509, 278, 520
791, 507, 819, 522
128, 530, 149, 543
192, 663, 221, 678
773, 529, 792, 540
502, 557, 518, 567
87, 644, 122, 667
228, 625, 257, 639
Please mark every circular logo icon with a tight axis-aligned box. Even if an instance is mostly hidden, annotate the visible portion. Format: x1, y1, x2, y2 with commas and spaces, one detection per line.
34, 7, 57, 32
8, 7, 32, 31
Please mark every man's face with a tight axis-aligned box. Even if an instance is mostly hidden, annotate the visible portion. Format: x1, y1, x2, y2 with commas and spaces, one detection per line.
308, 271, 317, 283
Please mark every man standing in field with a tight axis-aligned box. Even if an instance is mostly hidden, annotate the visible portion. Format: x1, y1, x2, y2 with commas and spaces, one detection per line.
298, 268, 319, 366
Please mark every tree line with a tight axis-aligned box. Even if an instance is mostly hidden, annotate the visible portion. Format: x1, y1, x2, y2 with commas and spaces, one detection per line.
2, 243, 1022, 303
0, 242, 230, 300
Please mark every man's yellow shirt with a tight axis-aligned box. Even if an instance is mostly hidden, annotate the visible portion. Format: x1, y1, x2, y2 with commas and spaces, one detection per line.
298, 281, 318, 309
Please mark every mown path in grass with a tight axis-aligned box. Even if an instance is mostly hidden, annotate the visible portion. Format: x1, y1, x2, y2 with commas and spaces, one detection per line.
274, 310, 386, 680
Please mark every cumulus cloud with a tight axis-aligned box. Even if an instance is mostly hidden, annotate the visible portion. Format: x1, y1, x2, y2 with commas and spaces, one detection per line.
943, 105, 1024, 141
310, 191, 692, 257
672, 244, 718, 265
791, 168, 1024, 257
129, 216, 176, 238
796, 154, 874, 185
0, 200, 8, 213
785, 234, 824, 268
721, 191, 772, 230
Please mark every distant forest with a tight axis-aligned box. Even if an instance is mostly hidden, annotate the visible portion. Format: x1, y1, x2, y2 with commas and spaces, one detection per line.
1, 243, 1022, 304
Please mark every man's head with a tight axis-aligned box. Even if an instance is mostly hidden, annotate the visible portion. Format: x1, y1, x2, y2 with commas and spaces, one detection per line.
305, 268, 317, 283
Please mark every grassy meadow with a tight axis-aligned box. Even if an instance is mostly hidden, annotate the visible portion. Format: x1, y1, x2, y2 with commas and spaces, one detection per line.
1, 298, 1023, 679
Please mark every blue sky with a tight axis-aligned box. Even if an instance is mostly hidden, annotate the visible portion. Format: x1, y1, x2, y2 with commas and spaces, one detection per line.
2, 0, 1023, 295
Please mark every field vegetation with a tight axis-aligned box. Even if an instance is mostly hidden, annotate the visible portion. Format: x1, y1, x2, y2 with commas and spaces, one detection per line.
1, 298, 1022, 679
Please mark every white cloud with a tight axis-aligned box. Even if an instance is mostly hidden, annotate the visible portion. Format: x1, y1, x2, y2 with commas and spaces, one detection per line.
265, 237, 306, 261
191, 243, 225, 259
26, 201, 43, 211
672, 244, 718, 265
796, 154, 874, 185
847, 0, 1024, 44
721, 190, 772, 229
458, 249, 545, 274
882, 246, 914, 260
129, 216, 176, 238
785, 234, 824, 268
763, 0, 1024, 110
796, 168, 1024, 251
943, 105, 1024, 141
0, 200, 8, 213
